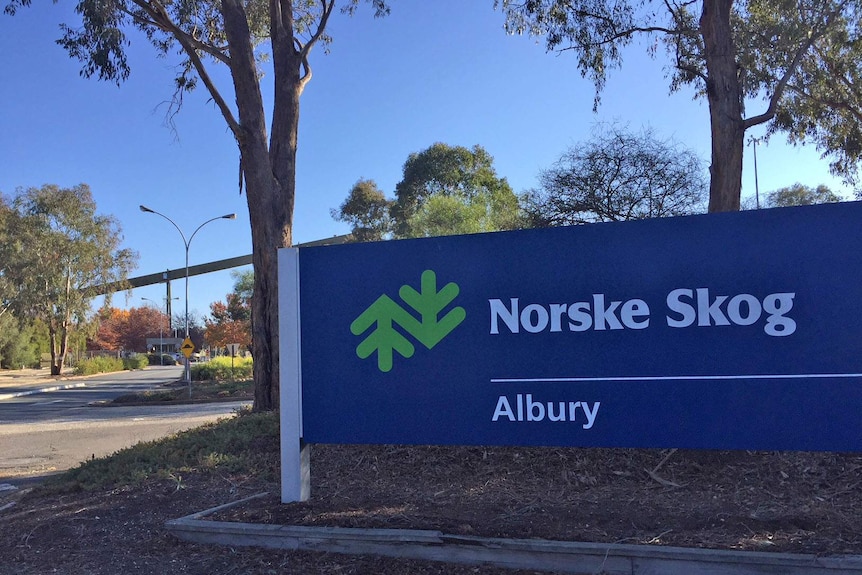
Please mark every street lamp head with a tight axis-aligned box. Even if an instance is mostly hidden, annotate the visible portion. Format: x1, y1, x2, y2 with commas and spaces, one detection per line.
223, 213, 237, 220
140, 205, 155, 214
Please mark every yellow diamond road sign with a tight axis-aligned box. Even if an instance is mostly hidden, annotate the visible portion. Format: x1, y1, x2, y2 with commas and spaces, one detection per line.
181, 337, 195, 358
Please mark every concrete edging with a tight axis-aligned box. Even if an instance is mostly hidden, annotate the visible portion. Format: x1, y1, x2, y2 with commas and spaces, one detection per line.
165, 495, 862, 575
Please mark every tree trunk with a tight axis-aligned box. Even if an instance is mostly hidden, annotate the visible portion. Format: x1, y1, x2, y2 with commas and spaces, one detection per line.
222, 0, 301, 411
243, 124, 296, 412
252, 58, 302, 411
48, 324, 68, 376
49, 328, 61, 376
701, 0, 745, 212
246, 161, 290, 412
238, 107, 295, 412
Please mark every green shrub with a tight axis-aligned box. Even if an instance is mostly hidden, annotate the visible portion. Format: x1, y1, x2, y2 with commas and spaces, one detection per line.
0, 314, 39, 369
147, 353, 177, 366
122, 354, 149, 370
74, 356, 125, 375
74, 354, 148, 375
191, 356, 253, 381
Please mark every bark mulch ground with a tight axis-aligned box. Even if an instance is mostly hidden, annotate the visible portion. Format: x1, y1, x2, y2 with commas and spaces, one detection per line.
3, 435, 862, 573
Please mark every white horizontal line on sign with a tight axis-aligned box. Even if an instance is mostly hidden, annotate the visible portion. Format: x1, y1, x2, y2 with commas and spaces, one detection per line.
490, 373, 862, 384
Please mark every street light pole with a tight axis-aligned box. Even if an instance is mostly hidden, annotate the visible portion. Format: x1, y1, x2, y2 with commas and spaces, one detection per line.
140, 205, 236, 386
748, 136, 762, 209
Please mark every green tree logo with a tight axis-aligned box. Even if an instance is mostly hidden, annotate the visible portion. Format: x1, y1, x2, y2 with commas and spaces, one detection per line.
350, 270, 466, 372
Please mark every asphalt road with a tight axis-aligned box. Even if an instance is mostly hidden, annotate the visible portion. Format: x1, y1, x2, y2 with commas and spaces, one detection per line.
0, 366, 249, 483
1, 365, 189, 423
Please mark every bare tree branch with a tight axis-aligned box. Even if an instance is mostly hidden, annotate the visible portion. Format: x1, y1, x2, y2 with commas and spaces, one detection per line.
128, 0, 240, 135
745, 0, 852, 128
556, 24, 698, 52
126, 0, 230, 65
744, 35, 818, 128
786, 82, 862, 124
296, 0, 334, 92
813, 43, 862, 103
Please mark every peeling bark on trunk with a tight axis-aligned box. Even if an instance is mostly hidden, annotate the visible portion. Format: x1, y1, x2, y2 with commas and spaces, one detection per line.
701, 0, 745, 212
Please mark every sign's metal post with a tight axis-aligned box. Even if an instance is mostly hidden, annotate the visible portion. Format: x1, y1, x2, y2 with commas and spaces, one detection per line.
279, 248, 310, 502
228, 343, 240, 382
180, 337, 195, 398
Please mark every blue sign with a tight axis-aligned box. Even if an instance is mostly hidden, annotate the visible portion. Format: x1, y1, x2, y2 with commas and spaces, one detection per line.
295, 202, 862, 451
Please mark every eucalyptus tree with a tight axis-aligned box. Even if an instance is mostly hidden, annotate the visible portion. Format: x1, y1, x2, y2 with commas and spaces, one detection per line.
749, 182, 843, 207
497, 0, 862, 212
331, 179, 394, 242
0, 194, 12, 319
0, 314, 38, 369
332, 143, 523, 240
391, 143, 521, 237
523, 125, 708, 226
406, 190, 522, 237
0, 195, 44, 369
5, 0, 387, 408
4, 185, 136, 375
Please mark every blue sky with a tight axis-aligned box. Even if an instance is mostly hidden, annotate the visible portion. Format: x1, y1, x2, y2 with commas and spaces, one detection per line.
0, 1, 850, 320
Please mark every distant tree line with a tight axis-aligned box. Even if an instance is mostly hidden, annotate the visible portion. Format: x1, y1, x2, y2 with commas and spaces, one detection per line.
333, 130, 845, 243
0, 184, 136, 373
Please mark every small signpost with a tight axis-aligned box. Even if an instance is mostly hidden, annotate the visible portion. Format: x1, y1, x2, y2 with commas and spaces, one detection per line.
227, 343, 241, 381
181, 337, 195, 398
181, 337, 195, 358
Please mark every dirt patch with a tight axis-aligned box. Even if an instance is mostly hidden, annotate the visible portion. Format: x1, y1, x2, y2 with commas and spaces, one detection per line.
1, 474, 530, 574
213, 445, 862, 556
3, 435, 862, 573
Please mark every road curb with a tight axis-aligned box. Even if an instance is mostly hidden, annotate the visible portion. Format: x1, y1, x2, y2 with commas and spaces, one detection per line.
0, 382, 89, 401
0, 368, 166, 402
93, 397, 253, 407
166, 495, 862, 575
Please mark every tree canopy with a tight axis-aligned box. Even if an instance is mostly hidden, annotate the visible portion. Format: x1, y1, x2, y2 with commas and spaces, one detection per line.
523, 125, 708, 226
408, 191, 520, 237
92, 306, 168, 352
1, 184, 136, 374
204, 270, 253, 351
0, 194, 12, 320
333, 143, 522, 240
497, 0, 862, 211
331, 179, 394, 242
0, 313, 42, 369
392, 143, 521, 237
751, 182, 844, 208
